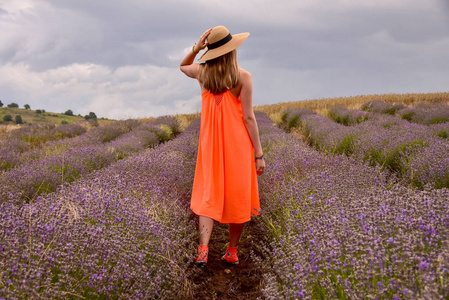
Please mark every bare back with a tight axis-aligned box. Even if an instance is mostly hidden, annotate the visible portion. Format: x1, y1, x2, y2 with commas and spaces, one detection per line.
200, 68, 248, 99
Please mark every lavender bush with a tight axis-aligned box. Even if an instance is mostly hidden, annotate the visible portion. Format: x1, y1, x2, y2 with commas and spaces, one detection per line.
429, 122, 449, 140
4, 123, 86, 148
282, 107, 449, 188
351, 114, 449, 189
0, 139, 30, 171
83, 119, 140, 143
107, 127, 159, 159
2, 111, 448, 298
299, 114, 357, 156
0, 116, 180, 204
0, 120, 141, 172
405, 139, 449, 189
352, 114, 430, 173
152, 115, 181, 136
5, 123, 56, 142
0, 118, 198, 299
49, 123, 87, 139
361, 100, 449, 125
254, 112, 449, 299
397, 103, 449, 125
328, 106, 369, 126
397, 107, 416, 122
361, 100, 405, 115
0, 124, 88, 172
280, 108, 317, 132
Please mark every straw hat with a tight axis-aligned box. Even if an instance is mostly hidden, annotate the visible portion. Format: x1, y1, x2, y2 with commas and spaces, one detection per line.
198, 26, 249, 62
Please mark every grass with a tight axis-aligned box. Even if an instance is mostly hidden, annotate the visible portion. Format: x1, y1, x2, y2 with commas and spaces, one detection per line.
363, 139, 427, 174
335, 134, 357, 155
176, 112, 201, 131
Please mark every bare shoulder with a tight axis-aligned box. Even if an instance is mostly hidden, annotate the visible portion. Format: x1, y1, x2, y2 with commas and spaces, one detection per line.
238, 69, 252, 94
239, 68, 252, 82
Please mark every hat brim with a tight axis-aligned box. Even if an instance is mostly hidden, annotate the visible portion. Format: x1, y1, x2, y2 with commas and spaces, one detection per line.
198, 32, 250, 62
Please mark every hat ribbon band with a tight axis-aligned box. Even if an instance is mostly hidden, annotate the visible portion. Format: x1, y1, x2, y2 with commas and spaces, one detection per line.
207, 33, 232, 50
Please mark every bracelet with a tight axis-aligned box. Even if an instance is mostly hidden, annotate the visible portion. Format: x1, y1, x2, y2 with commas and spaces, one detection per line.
192, 44, 199, 54
255, 154, 264, 160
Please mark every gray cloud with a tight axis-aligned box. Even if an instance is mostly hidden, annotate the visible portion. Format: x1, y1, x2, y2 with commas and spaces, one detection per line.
0, 0, 448, 119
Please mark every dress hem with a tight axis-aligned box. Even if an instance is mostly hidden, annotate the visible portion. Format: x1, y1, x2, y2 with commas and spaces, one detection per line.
191, 208, 259, 224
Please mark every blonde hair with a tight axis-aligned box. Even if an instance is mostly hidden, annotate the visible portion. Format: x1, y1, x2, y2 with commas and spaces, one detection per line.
198, 50, 239, 94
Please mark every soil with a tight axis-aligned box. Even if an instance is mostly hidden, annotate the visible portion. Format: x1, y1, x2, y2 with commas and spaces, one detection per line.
185, 220, 265, 300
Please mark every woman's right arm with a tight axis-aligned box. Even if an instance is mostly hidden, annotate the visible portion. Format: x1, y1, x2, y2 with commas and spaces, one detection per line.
180, 28, 212, 78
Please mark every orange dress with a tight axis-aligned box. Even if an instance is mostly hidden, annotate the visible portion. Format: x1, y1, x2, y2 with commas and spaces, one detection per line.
190, 89, 260, 224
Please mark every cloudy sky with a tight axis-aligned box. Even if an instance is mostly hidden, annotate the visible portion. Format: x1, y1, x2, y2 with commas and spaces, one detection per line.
1, 0, 448, 119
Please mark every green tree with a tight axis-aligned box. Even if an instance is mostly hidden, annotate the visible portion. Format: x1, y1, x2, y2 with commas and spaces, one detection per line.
3, 114, 12, 122
84, 112, 97, 120
64, 109, 74, 116
7, 102, 19, 108
24, 104, 30, 110
15, 115, 23, 124
0, 100, 3, 107
36, 110, 42, 114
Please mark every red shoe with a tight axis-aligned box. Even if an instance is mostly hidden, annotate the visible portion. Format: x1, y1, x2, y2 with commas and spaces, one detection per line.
195, 245, 208, 269
222, 246, 239, 265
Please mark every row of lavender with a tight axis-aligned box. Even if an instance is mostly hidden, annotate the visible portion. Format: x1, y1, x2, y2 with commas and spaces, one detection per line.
361, 100, 449, 125
281, 101, 449, 130
0, 116, 180, 204
0, 120, 142, 172
254, 112, 449, 299
0, 123, 88, 171
1, 122, 87, 144
0, 118, 174, 172
0, 119, 200, 299
281, 103, 449, 189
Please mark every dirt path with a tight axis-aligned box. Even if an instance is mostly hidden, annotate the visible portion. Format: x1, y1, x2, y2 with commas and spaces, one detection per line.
185, 220, 265, 299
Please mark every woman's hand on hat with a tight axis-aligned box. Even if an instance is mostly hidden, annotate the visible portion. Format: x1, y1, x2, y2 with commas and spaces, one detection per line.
194, 28, 213, 53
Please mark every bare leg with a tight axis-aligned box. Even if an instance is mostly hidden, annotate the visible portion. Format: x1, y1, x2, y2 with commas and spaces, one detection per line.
199, 216, 214, 246
229, 223, 245, 247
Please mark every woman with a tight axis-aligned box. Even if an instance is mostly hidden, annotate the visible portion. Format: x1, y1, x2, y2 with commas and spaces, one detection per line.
180, 26, 265, 268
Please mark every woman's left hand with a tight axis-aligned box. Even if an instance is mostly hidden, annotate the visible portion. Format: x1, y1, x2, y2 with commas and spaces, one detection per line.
256, 158, 265, 176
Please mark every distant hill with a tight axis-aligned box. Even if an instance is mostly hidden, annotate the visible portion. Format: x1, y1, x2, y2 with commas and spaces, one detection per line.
0, 107, 85, 125
0, 107, 114, 134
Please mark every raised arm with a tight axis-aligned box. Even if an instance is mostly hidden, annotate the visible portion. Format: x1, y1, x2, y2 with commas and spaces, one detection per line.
180, 28, 212, 79
239, 69, 265, 175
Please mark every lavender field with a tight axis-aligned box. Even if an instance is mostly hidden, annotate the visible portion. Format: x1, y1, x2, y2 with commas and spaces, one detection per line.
0, 117, 179, 204
281, 101, 449, 189
1, 100, 448, 299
